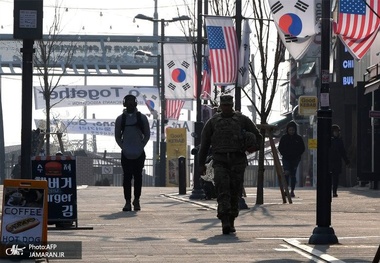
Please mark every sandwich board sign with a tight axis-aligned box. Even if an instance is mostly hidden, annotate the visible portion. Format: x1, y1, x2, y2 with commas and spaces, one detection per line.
31, 156, 77, 227
0, 179, 48, 259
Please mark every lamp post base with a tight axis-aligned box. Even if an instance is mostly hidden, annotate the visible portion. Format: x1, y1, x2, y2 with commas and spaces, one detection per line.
309, 226, 339, 245
154, 161, 160, 187
159, 142, 166, 187
189, 188, 205, 200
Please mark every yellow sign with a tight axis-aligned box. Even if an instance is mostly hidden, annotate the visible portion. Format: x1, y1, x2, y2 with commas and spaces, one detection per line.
298, 96, 318, 116
308, 138, 317, 149
166, 128, 187, 186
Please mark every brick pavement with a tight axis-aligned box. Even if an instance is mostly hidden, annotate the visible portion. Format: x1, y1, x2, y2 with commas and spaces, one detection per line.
0, 185, 379, 262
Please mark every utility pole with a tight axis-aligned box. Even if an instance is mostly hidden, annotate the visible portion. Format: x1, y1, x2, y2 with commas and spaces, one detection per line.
189, 0, 205, 199
0, 77, 4, 183
309, 0, 338, 245
135, 13, 191, 186
14, 0, 43, 178
235, 0, 242, 111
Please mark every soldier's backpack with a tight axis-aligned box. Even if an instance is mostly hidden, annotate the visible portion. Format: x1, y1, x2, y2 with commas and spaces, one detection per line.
210, 112, 244, 153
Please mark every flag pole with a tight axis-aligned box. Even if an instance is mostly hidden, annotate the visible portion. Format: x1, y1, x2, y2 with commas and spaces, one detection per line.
308, 0, 338, 245
189, 0, 205, 199
234, 0, 242, 111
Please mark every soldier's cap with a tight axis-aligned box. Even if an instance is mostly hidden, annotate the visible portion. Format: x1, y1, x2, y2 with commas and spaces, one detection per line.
332, 124, 341, 131
220, 95, 234, 105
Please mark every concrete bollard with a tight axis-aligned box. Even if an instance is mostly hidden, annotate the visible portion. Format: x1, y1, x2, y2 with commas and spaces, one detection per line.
178, 156, 186, 195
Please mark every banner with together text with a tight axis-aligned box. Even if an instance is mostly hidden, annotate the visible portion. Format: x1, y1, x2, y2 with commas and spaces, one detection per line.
34, 119, 195, 145
33, 86, 160, 111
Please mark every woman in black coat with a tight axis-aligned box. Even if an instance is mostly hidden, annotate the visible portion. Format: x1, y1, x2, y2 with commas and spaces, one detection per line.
329, 124, 350, 197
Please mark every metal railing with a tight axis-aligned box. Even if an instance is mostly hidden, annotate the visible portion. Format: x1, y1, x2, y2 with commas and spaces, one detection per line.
4, 157, 278, 187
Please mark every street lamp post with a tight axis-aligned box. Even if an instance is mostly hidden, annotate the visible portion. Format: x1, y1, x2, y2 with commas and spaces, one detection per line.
150, 53, 162, 187
134, 50, 161, 186
159, 19, 166, 187
155, 55, 161, 187
135, 14, 191, 187
189, 0, 205, 199
308, 0, 338, 245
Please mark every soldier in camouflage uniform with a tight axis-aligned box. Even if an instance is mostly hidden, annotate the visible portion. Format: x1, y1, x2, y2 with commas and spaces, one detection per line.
198, 95, 262, 235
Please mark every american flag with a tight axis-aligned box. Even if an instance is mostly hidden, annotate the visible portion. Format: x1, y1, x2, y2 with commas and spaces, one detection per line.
334, 0, 380, 60
205, 16, 238, 85
200, 55, 212, 100
166, 100, 185, 120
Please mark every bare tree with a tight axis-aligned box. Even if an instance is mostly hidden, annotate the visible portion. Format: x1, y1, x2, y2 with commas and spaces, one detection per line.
247, 1, 286, 204
182, 0, 286, 204
208, 0, 236, 16
33, 4, 76, 155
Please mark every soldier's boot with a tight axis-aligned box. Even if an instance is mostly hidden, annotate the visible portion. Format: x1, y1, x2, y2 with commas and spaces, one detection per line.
221, 216, 231, 235
230, 216, 236, 233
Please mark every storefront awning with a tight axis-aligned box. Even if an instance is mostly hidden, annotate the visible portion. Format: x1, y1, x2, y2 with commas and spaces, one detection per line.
269, 113, 293, 137
364, 78, 380, 95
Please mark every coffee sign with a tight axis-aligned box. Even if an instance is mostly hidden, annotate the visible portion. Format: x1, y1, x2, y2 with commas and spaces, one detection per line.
0, 179, 48, 258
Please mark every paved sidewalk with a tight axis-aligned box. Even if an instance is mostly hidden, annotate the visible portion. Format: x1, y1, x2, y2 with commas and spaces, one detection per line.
1, 185, 379, 262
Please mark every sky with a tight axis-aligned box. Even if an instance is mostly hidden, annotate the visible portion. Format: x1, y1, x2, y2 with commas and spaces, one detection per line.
0, 0, 286, 156
0, 0, 194, 155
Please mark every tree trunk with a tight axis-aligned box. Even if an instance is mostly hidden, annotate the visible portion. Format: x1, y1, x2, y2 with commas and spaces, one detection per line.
45, 94, 50, 156
256, 127, 267, 204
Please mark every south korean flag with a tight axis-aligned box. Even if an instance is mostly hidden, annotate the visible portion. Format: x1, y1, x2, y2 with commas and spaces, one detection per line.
164, 43, 195, 100
268, 0, 319, 60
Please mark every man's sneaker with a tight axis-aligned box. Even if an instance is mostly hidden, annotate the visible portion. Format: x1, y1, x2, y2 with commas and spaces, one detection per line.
122, 202, 132, 212
290, 191, 295, 198
132, 199, 141, 211
333, 193, 338, 197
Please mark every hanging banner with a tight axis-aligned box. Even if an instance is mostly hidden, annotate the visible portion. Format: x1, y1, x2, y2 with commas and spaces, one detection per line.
33, 85, 160, 111
34, 119, 195, 144
268, 0, 318, 60
201, 45, 212, 100
334, 0, 380, 60
163, 43, 195, 99
166, 100, 185, 120
166, 128, 187, 186
302, 0, 322, 60
205, 16, 239, 85
237, 19, 251, 87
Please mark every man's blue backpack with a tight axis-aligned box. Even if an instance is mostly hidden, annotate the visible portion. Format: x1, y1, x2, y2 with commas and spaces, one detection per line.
120, 111, 144, 135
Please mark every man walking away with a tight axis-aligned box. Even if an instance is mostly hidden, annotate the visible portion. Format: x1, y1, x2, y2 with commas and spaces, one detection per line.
114, 94, 150, 211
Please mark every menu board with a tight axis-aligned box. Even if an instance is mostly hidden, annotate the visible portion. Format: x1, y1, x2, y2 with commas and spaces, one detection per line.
0, 179, 48, 257
31, 156, 77, 225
